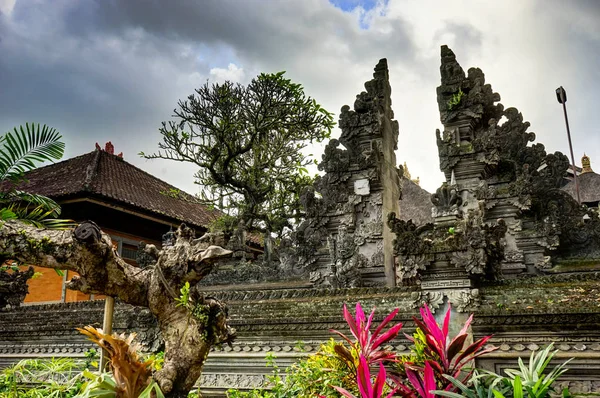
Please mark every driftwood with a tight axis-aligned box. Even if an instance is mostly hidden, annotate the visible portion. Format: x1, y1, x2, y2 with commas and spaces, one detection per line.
0, 220, 234, 398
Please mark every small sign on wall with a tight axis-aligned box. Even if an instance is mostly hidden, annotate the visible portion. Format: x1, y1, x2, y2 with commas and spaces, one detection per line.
354, 179, 370, 195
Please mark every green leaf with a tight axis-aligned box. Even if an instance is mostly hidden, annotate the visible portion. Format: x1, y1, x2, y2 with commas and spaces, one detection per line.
492, 390, 507, 398
432, 391, 467, 398
514, 375, 523, 398
139, 382, 165, 398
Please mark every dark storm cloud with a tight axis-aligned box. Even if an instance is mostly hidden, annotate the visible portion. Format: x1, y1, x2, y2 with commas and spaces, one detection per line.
0, 0, 420, 193
0, 0, 598, 194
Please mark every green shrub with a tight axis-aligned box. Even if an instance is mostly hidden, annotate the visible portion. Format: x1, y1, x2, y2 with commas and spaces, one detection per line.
227, 339, 357, 398
0, 357, 84, 398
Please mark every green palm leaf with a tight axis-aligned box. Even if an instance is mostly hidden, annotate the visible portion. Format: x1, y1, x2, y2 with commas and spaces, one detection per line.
0, 189, 61, 216
8, 203, 75, 230
0, 123, 71, 231
0, 123, 64, 183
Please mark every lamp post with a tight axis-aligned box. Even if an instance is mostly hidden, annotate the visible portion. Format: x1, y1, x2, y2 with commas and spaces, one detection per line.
556, 86, 581, 205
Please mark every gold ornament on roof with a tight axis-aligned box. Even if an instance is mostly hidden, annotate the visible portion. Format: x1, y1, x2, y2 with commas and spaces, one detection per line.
581, 153, 593, 174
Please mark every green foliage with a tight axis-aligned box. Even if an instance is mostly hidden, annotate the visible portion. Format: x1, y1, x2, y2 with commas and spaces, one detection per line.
159, 188, 183, 199
175, 281, 191, 308
435, 344, 573, 398
0, 357, 85, 398
434, 370, 509, 398
447, 89, 465, 110
75, 370, 165, 398
396, 327, 428, 376
210, 213, 240, 234
494, 343, 571, 398
174, 281, 209, 334
0, 123, 73, 230
83, 349, 99, 371
227, 339, 357, 398
143, 351, 165, 372
144, 72, 335, 236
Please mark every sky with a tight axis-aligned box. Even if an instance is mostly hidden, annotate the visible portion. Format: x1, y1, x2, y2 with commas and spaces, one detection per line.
0, 0, 599, 194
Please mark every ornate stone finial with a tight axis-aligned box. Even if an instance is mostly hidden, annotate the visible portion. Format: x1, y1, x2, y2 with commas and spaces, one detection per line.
439, 45, 465, 89
582, 153, 593, 174
162, 226, 176, 248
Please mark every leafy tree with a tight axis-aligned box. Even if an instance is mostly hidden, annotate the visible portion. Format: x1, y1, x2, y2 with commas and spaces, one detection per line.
142, 72, 334, 237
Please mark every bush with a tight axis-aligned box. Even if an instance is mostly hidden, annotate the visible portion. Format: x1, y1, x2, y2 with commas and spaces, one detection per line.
0, 357, 84, 398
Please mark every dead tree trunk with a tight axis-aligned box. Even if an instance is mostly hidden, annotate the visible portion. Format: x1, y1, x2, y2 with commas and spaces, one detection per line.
0, 220, 235, 398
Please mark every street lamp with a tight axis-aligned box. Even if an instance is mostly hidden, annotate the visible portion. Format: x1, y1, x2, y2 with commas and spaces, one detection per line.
556, 86, 581, 204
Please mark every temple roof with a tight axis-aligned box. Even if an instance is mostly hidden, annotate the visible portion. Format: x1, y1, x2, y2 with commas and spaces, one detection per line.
562, 170, 600, 205
562, 155, 600, 205
14, 149, 220, 229
399, 177, 433, 225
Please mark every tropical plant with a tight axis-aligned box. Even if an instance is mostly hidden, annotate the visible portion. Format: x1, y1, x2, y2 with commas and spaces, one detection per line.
76, 326, 163, 398
402, 304, 496, 392
333, 355, 397, 398
492, 343, 571, 398
0, 357, 84, 398
0, 123, 72, 229
330, 303, 403, 367
433, 370, 509, 398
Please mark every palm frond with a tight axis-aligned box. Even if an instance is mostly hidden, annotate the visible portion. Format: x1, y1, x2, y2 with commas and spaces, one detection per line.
0, 123, 64, 183
0, 189, 61, 216
0, 207, 16, 221
7, 203, 75, 230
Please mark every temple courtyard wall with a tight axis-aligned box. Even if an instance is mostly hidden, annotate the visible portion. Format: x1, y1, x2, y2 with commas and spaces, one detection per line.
1, 275, 599, 395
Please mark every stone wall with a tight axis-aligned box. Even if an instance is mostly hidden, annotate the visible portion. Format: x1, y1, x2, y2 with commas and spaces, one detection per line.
0, 300, 160, 369
1, 280, 599, 395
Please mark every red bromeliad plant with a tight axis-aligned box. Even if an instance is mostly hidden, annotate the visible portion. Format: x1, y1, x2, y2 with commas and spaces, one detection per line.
404, 304, 497, 391
330, 303, 496, 398
333, 356, 397, 398
404, 362, 437, 398
330, 303, 404, 366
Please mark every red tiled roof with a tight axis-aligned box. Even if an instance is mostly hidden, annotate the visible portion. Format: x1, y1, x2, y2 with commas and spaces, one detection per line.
17, 149, 220, 229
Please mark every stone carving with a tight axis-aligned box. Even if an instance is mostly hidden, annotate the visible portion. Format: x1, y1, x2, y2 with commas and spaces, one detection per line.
136, 241, 158, 268
446, 288, 480, 313
0, 266, 34, 309
293, 59, 401, 286
410, 290, 445, 312
73, 220, 101, 243
411, 288, 480, 313
324, 226, 361, 288
431, 182, 462, 217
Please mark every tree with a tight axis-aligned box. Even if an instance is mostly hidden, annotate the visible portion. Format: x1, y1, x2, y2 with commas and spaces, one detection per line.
0, 220, 235, 398
0, 123, 72, 309
141, 72, 334, 238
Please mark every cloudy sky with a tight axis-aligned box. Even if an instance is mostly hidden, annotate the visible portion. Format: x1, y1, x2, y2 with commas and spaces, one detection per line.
1, 0, 599, 195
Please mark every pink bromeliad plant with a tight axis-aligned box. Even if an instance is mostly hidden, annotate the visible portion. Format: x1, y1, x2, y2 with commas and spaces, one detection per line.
330, 303, 404, 366
405, 304, 496, 389
330, 302, 496, 398
332, 356, 398, 398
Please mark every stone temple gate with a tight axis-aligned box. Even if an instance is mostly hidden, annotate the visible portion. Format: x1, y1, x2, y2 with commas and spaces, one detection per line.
1, 46, 600, 395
